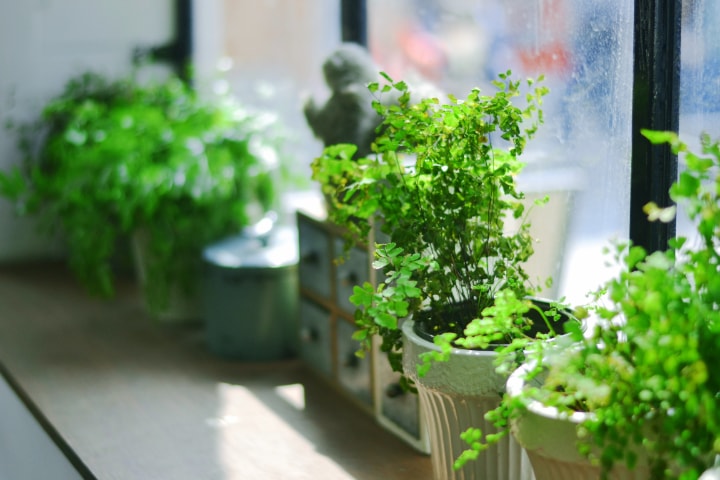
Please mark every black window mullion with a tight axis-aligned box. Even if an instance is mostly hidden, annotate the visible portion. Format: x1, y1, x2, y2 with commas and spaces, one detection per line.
341, 0, 367, 46
630, 0, 681, 252
132, 0, 192, 81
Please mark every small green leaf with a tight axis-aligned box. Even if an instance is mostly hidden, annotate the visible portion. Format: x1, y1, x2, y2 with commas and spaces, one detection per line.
643, 201, 676, 223
375, 312, 397, 330
671, 171, 701, 198
641, 129, 677, 145
349, 282, 375, 308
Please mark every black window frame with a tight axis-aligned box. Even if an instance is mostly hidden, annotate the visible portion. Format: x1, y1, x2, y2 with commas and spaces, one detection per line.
345, 0, 683, 253
630, 0, 681, 253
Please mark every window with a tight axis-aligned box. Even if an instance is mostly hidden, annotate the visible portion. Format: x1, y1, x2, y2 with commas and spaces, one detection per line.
679, 0, 720, 239
193, 0, 342, 217
367, 0, 635, 304
199, 1, 718, 305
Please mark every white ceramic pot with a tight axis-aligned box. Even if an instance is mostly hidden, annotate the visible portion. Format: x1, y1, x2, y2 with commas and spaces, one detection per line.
402, 319, 534, 480
506, 362, 648, 480
701, 467, 720, 479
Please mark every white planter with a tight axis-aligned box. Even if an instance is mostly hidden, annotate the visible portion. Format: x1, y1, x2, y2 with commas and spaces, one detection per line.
701, 467, 720, 479
402, 319, 534, 480
506, 362, 648, 480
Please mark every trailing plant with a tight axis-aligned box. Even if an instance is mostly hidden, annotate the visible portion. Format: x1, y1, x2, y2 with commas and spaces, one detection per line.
0, 71, 284, 313
449, 286, 581, 469
311, 71, 557, 375
477, 130, 720, 479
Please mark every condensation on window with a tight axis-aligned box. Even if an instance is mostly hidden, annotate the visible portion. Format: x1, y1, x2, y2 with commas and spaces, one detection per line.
193, 0, 342, 201
680, 0, 720, 124
368, 0, 634, 304
678, 0, 720, 240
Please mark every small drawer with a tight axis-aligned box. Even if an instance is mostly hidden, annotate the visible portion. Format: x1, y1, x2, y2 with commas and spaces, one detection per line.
377, 367, 421, 440
336, 319, 372, 407
298, 218, 332, 299
298, 300, 332, 377
335, 239, 369, 315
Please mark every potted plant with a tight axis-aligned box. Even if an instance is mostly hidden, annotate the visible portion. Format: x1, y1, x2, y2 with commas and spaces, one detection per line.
312, 71, 573, 479
0, 71, 284, 321
499, 130, 720, 479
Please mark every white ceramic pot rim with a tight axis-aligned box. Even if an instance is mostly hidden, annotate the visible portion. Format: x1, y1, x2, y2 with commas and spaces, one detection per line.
506, 361, 594, 424
403, 296, 576, 355
402, 319, 497, 358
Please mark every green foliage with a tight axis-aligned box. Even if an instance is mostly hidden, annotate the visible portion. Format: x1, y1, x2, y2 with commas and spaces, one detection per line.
0, 71, 284, 311
451, 289, 578, 470
505, 131, 720, 479
312, 71, 553, 373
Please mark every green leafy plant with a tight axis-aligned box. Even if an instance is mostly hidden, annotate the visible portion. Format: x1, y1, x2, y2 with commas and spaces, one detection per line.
495, 130, 720, 479
311, 71, 566, 373
449, 285, 582, 469
0, 71, 284, 313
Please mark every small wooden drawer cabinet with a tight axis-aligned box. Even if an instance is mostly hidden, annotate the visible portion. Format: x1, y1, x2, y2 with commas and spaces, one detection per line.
296, 211, 429, 453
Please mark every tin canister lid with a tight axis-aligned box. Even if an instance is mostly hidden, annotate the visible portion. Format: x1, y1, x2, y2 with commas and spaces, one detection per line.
203, 225, 298, 269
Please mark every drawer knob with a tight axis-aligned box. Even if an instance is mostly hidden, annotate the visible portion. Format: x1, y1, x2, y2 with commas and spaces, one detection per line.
301, 251, 320, 265
385, 382, 405, 398
299, 326, 319, 342
343, 352, 360, 369
341, 271, 359, 287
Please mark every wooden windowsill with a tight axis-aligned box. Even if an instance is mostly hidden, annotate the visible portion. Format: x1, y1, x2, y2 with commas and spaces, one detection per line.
0, 262, 432, 480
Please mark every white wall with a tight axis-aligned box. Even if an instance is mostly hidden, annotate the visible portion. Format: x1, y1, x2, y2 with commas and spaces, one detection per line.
192, 0, 342, 221
0, 0, 174, 261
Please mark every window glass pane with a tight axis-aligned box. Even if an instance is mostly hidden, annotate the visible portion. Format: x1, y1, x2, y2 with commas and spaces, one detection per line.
368, 0, 633, 304
193, 0, 341, 217
679, 0, 720, 239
